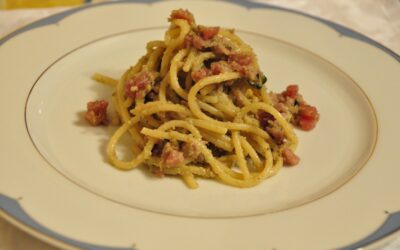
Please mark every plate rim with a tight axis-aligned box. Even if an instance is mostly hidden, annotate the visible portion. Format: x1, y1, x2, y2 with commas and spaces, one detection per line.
0, 0, 399, 249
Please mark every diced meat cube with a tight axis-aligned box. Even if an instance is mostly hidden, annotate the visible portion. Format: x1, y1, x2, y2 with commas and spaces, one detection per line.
198, 25, 219, 40
282, 148, 300, 166
161, 143, 184, 168
84, 100, 108, 126
229, 53, 253, 66
125, 70, 154, 100
183, 33, 211, 50
192, 34, 210, 50
228, 53, 258, 80
282, 84, 299, 99
298, 103, 319, 119
169, 9, 195, 25
229, 61, 245, 75
210, 61, 232, 75
297, 104, 319, 131
191, 67, 212, 82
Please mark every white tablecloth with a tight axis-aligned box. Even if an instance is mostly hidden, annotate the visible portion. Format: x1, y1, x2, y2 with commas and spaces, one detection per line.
0, 1, 399, 249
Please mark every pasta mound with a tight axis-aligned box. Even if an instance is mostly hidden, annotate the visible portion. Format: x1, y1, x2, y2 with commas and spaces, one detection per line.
85, 9, 319, 189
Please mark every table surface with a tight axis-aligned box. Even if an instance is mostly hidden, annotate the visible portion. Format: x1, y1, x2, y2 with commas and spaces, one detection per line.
0, 0, 399, 249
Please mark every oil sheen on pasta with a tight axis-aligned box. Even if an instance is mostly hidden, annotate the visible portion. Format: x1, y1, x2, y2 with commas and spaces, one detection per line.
85, 9, 320, 189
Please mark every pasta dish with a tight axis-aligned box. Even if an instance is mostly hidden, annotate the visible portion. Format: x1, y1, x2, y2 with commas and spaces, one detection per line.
85, 9, 319, 189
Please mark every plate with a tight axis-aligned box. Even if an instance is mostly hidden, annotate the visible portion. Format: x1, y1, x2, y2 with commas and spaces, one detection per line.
0, 1, 399, 249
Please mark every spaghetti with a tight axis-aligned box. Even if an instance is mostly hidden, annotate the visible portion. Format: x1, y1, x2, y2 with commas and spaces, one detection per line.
85, 9, 319, 189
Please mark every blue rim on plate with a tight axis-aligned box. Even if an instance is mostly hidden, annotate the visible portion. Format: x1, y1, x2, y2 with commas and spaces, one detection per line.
0, 1, 399, 249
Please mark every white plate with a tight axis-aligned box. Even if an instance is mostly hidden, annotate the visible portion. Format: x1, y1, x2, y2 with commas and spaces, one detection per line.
0, 1, 399, 249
